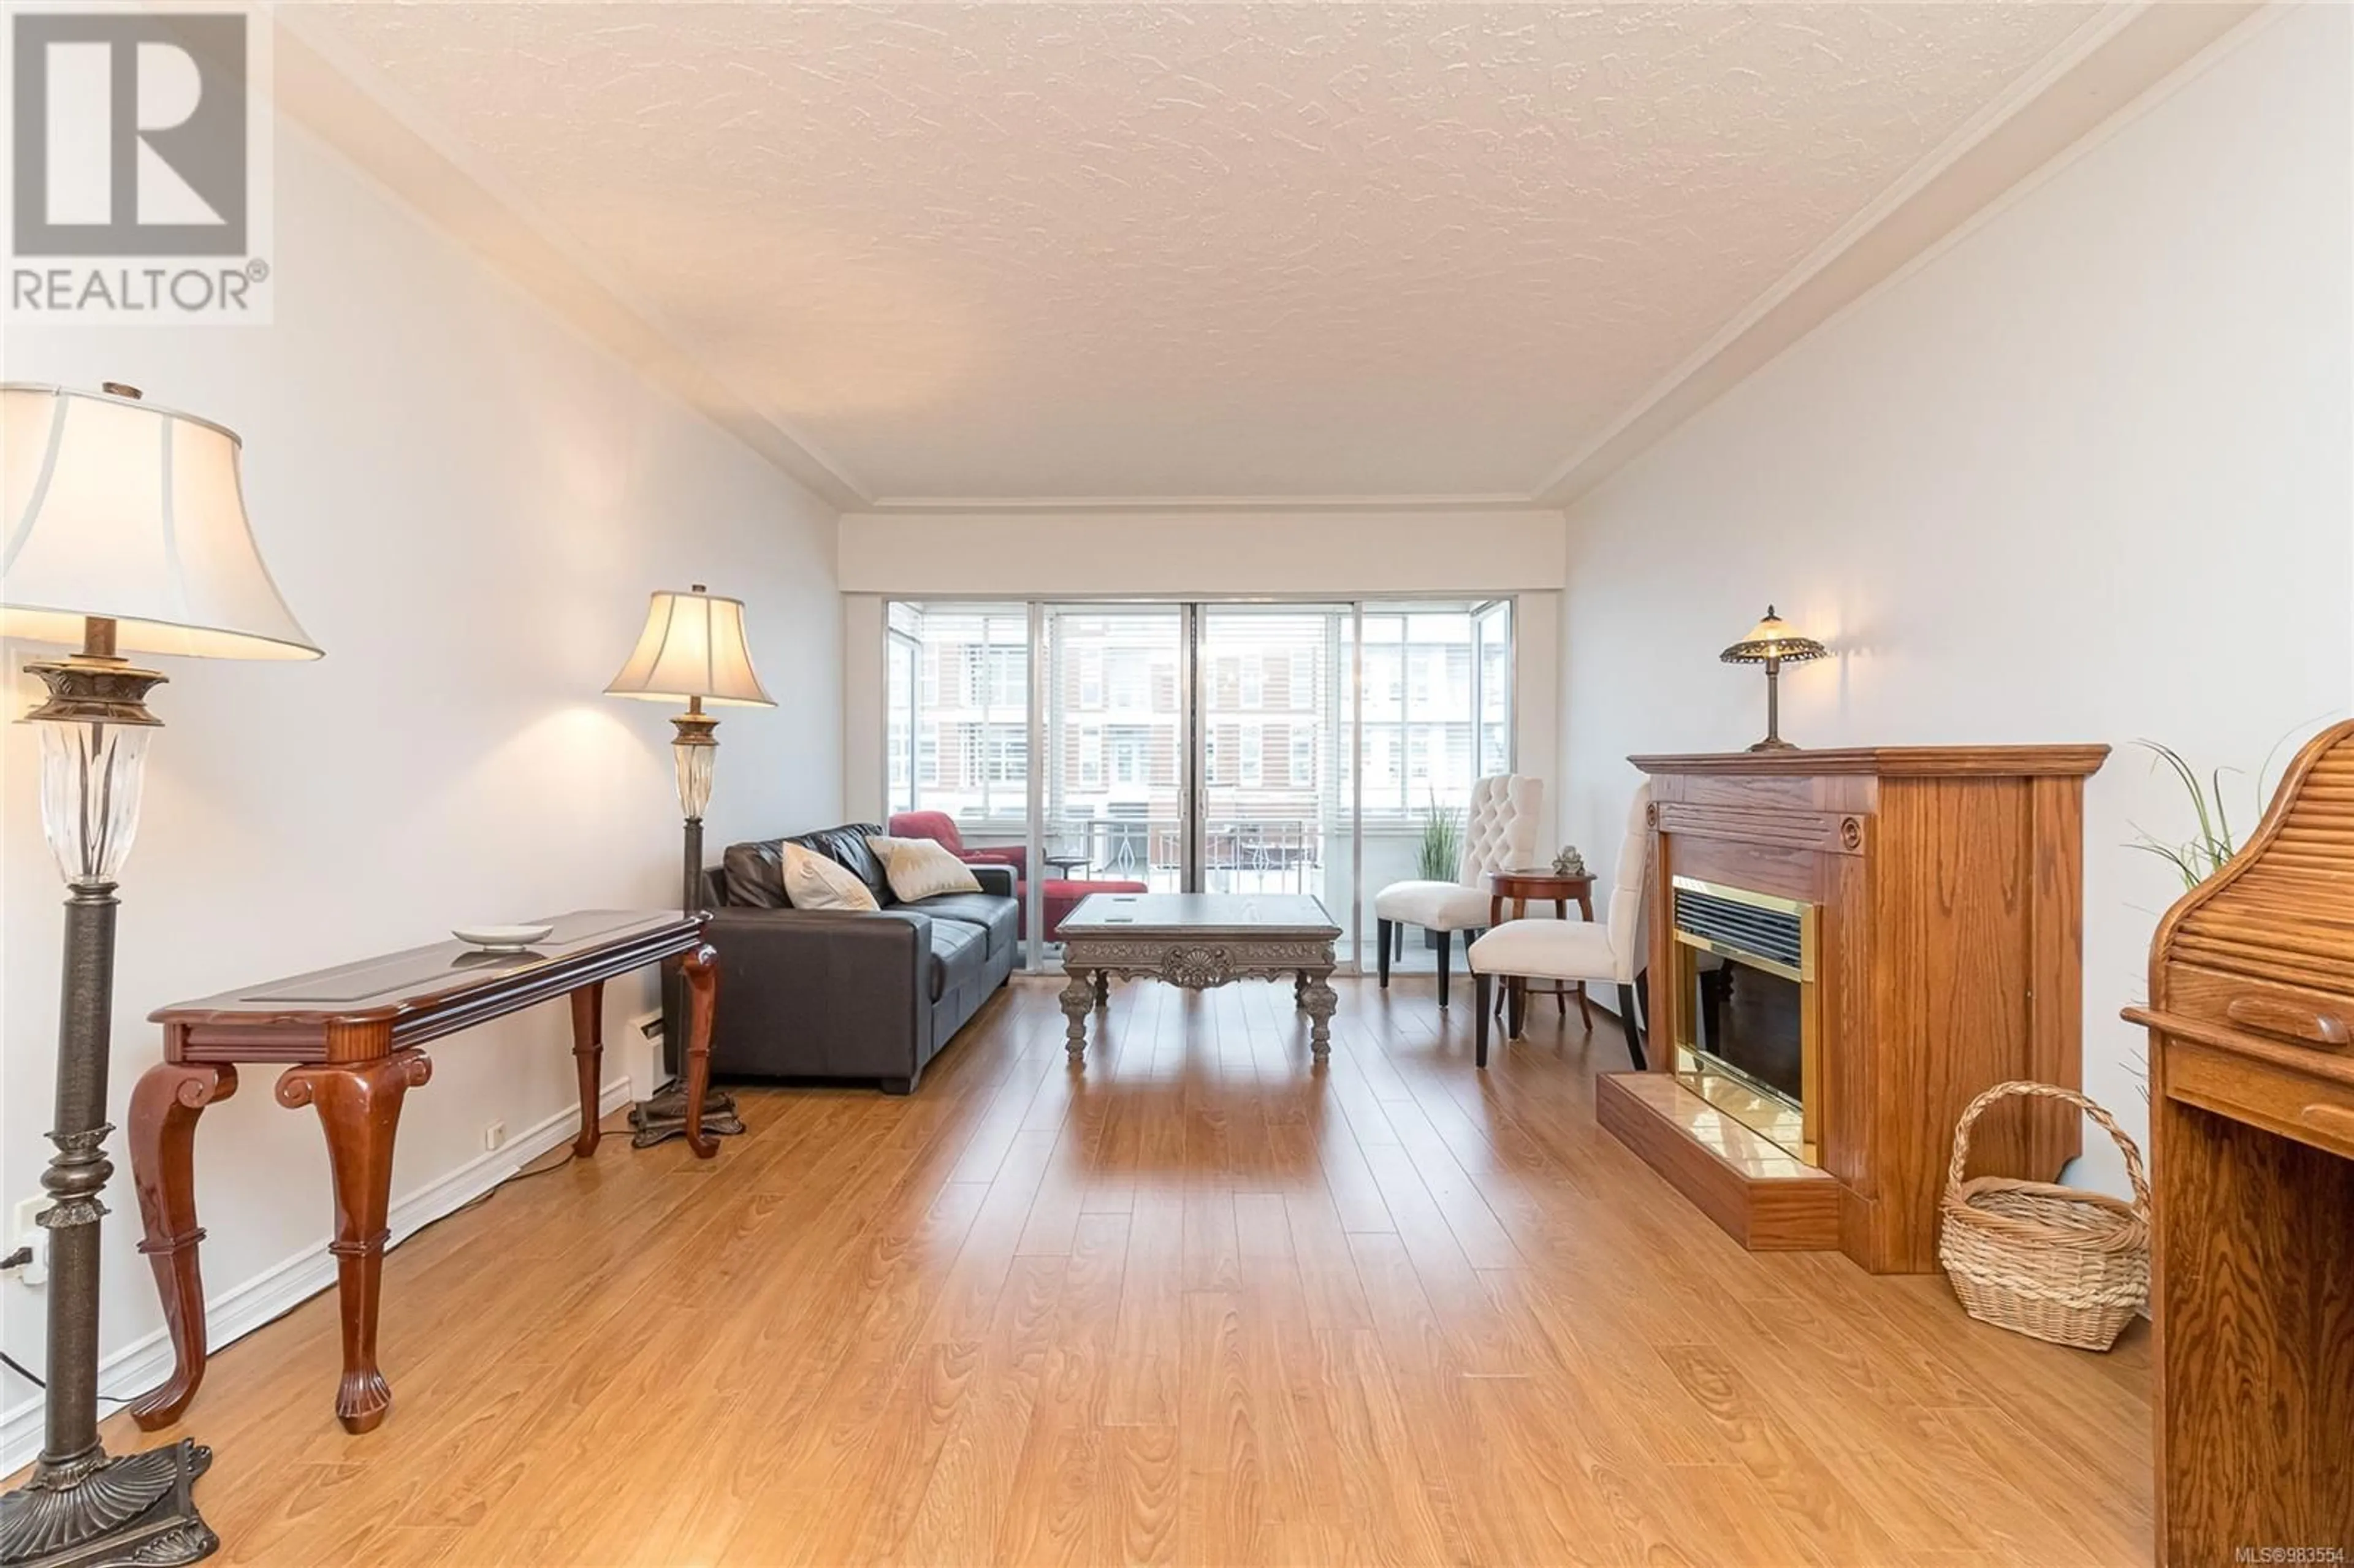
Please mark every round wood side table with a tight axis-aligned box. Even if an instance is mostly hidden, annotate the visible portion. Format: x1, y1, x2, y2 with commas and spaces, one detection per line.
1485, 867, 1598, 1027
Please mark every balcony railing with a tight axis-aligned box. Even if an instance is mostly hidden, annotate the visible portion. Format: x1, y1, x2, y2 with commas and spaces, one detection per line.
1038, 816, 1325, 896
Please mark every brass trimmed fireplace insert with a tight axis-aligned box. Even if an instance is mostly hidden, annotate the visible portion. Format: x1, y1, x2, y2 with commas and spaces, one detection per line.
1669, 875, 1821, 1166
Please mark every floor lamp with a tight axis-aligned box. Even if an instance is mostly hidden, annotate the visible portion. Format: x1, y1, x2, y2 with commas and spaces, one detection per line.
604, 584, 772, 1147
0, 383, 321, 1567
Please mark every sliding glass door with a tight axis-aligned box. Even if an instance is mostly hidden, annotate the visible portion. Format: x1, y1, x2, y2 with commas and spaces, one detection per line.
1042, 606, 1187, 893
889, 596, 1510, 973
1347, 603, 1509, 973
1194, 604, 1358, 951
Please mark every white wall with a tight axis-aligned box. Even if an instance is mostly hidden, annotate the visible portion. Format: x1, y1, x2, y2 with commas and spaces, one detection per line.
1, 116, 840, 1463
1559, 5, 2353, 1195
836, 509, 1567, 600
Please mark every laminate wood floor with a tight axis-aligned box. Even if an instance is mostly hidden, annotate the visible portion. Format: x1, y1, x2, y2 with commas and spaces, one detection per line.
110, 976, 2152, 1566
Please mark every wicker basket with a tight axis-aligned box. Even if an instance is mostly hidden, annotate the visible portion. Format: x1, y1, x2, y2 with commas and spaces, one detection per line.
1938, 1081, 2150, 1351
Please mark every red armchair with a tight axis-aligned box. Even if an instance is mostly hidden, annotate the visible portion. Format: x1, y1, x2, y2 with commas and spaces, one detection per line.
888, 810, 1146, 940
889, 810, 1026, 873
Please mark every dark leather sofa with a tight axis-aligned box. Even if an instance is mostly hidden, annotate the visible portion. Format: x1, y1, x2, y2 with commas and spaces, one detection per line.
699, 823, 1017, 1093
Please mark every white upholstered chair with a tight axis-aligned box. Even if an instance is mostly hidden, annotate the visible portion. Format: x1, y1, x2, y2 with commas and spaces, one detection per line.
1468, 783, 1652, 1069
1374, 774, 1542, 1008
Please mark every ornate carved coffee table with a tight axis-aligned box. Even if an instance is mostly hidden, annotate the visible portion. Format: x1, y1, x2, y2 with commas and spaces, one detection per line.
1058, 892, 1342, 1060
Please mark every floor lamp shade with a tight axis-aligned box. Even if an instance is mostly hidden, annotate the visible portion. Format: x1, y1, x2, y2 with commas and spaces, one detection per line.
603, 587, 775, 708
605, 586, 775, 821
1, 382, 321, 661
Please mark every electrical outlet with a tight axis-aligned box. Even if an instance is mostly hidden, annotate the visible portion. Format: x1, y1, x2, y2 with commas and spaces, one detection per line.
482, 1121, 506, 1153
8, 1197, 48, 1288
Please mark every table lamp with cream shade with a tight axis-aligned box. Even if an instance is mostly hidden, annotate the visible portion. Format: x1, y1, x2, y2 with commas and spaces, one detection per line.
604, 584, 771, 1148
1, 382, 321, 1568
1719, 604, 1828, 752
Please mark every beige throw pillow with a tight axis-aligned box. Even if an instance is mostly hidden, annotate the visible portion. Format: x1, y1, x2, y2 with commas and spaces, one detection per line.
780, 842, 879, 911
866, 834, 983, 902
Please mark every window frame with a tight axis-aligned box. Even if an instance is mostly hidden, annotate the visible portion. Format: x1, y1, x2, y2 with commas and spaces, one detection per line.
880, 595, 1518, 973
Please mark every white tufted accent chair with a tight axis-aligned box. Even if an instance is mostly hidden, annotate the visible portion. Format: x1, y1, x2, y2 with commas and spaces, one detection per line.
1373, 774, 1542, 1008
1467, 783, 1653, 1069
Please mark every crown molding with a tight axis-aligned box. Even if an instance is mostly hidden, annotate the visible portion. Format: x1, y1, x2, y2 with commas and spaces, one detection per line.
1531, 0, 2269, 509
272, 2, 2268, 521
271, 15, 872, 511
858, 490, 1536, 516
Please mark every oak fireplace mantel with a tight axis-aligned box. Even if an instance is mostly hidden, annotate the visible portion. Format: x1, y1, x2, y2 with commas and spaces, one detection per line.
1599, 743, 2108, 1273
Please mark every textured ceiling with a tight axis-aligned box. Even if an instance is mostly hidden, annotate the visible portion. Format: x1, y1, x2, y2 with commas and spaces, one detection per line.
302, 2, 2106, 504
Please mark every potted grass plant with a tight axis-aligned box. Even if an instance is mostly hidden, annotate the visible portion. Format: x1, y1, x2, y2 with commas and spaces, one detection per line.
2125, 740, 2248, 891
1415, 791, 1464, 948
2118, 737, 2285, 1098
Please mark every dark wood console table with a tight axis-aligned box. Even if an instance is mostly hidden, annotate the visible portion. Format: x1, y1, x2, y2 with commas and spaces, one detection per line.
126, 910, 717, 1435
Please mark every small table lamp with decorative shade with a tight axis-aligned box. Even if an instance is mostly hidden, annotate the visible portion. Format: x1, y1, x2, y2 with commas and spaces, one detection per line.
1720, 605, 1828, 752
604, 584, 772, 1148
1, 382, 321, 1567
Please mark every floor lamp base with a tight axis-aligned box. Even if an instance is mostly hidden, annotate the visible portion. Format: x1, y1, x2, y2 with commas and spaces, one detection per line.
0, 1439, 216, 1567
627, 1081, 745, 1149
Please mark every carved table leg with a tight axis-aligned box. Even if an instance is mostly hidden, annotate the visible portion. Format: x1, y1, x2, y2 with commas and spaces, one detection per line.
126, 1060, 238, 1431
1557, 899, 1574, 1018
1301, 970, 1338, 1059
1060, 972, 1095, 1061
680, 943, 719, 1160
570, 980, 605, 1159
277, 1049, 433, 1434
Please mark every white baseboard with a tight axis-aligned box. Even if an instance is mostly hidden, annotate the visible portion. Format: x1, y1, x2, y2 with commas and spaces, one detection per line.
1, 1075, 636, 1474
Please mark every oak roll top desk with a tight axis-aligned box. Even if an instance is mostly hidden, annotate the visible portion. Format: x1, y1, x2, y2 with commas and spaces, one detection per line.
2127, 719, 2354, 1566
